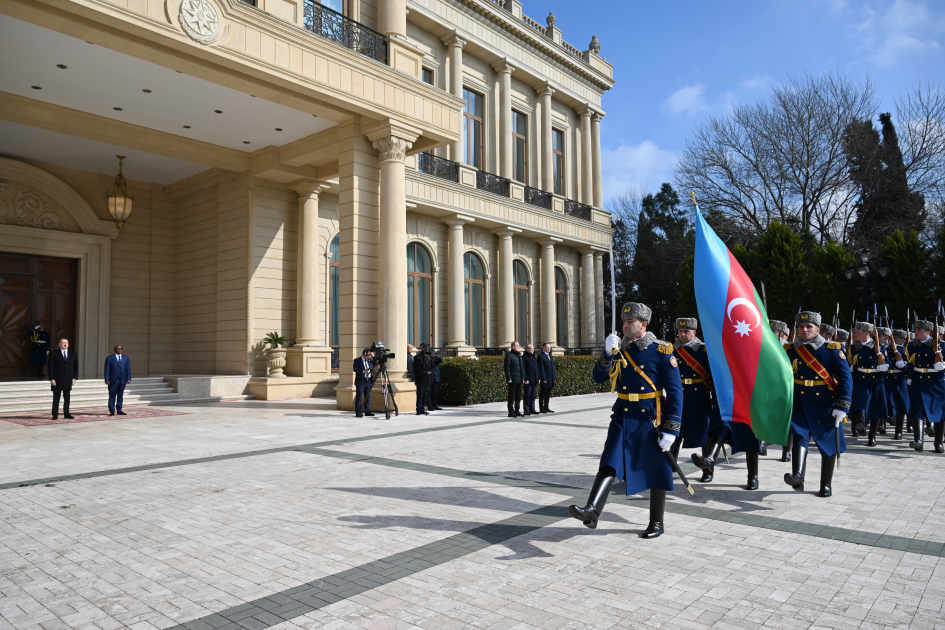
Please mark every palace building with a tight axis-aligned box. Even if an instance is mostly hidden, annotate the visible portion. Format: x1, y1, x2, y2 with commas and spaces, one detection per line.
0, 0, 614, 409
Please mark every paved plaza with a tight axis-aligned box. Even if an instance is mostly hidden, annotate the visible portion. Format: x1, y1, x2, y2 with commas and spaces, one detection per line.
1, 393, 944, 630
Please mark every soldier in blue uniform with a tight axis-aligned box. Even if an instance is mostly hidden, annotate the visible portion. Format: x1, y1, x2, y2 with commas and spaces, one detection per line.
569, 302, 683, 539
904, 320, 945, 453
770, 320, 793, 462
849, 322, 888, 444
672, 318, 713, 460
881, 328, 909, 440
783, 311, 852, 497
28, 321, 51, 379
836, 329, 850, 352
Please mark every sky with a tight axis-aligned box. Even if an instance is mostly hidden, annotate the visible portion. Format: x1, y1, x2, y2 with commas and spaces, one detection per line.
538, 0, 945, 205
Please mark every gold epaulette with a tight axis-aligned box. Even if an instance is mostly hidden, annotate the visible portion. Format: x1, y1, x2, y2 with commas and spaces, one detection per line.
658, 343, 673, 355
783, 343, 791, 350
827, 342, 841, 350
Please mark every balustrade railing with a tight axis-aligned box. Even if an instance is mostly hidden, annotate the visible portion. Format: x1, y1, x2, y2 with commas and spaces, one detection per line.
524, 186, 551, 209
564, 347, 599, 356
418, 153, 459, 183
303, 0, 387, 64
428, 348, 459, 358
521, 14, 545, 35
475, 347, 507, 357
476, 170, 511, 197
561, 40, 583, 58
564, 199, 592, 221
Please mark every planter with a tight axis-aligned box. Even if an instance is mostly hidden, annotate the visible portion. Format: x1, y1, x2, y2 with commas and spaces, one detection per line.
266, 347, 287, 379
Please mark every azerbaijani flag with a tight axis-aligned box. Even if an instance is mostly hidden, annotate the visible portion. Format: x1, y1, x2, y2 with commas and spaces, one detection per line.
694, 206, 793, 445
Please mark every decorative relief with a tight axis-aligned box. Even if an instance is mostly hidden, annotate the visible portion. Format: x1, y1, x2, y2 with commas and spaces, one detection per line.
372, 137, 412, 163
14, 190, 70, 232
178, 0, 220, 45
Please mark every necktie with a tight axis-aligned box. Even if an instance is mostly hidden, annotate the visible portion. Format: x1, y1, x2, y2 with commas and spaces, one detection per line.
117, 355, 121, 363
63, 350, 67, 359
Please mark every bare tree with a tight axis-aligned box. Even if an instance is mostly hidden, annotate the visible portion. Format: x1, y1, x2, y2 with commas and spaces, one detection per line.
896, 82, 945, 213
675, 73, 877, 244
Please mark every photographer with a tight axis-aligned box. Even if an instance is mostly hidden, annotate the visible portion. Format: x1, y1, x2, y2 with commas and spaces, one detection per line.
414, 344, 434, 415
353, 348, 375, 417
504, 341, 526, 417
427, 348, 444, 411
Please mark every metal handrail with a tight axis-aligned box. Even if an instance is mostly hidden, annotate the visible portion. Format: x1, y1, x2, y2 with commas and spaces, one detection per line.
564, 199, 592, 221
476, 170, 510, 197
564, 347, 599, 356
302, 0, 387, 64
475, 347, 508, 356
524, 186, 551, 209
418, 153, 459, 182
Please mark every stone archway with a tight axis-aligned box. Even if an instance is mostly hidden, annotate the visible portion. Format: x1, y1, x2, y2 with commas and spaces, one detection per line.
0, 158, 116, 379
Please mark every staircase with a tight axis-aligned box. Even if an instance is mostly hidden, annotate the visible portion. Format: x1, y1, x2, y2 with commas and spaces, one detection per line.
0, 377, 244, 414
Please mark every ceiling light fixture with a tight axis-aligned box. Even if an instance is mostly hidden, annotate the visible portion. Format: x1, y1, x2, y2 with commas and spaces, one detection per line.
275, 128, 283, 131
107, 156, 133, 235
31, 86, 42, 90
56, 64, 67, 69
214, 110, 223, 114
243, 141, 250, 144
142, 89, 152, 93
183, 125, 191, 129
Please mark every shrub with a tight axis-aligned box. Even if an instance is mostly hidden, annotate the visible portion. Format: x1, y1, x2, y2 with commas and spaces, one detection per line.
438, 355, 609, 406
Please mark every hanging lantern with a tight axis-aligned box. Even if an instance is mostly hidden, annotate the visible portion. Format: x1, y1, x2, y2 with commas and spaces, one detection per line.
107, 155, 133, 234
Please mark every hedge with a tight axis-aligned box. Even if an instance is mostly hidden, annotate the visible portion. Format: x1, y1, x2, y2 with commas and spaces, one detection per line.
438, 355, 610, 406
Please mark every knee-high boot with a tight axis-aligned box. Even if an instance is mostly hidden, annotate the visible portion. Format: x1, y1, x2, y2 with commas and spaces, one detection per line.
642, 488, 665, 539
910, 416, 925, 452
934, 422, 945, 454
783, 441, 808, 491
893, 414, 905, 440
745, 452, 759, 490
818, 455, 837, 497
926, 419, 934, 437
867, 417, 880, 447
781, 433, 793, 462
853, 410, 866, 437
878, 417, 887, 435
691, 439, 723, 482
569, 469, 616, 529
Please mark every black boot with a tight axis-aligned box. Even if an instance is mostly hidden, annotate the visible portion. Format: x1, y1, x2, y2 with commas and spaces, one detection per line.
781, 433, 793, 462
783, 441, 808, 491
670, 438, 682, 462
893, 414, 904, 440
878, 417, 887, 435
641, 489, 665, 539
935, 422, 945, 453
867, 417, 879, 447
926, 420, 934, 438
569, 469, 616, 529
759, 442, 768, 456
691, 440, 723, 482
853, 410, 866, 437
818, 455, 836, 497
745, 452, 759, 490
910, 416, 925, 452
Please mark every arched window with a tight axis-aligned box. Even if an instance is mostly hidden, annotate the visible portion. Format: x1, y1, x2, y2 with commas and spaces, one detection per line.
329, 234, 340, 372
513, 260, 529, 345
555, 267, 567, 348
407, 242, 433, 347
464, 252, 485, 347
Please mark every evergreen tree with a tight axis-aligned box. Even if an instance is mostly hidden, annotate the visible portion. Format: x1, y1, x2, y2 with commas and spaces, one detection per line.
879, 231, 929, 324
807, 241, 856, 330
749, 222, 808, 322
676, 255, 697, 319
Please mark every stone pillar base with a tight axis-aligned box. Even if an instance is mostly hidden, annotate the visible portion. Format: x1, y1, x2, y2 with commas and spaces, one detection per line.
551, 346, 565, 357
285, 345, 334, 378
447, 345, 477, 357
247, 376, 339, 400
336, 379, 418, 413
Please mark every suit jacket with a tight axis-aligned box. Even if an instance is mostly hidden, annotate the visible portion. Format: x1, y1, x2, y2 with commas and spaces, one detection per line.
104, 354, 131, 384
353, 356, 374, 386
406, 353, 414, 382
522, 352, 538, 383
537, 352, 556, 387
48, 349, 79, 391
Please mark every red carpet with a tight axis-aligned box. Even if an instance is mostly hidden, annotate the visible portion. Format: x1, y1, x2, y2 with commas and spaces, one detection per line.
1, 407, 190, 426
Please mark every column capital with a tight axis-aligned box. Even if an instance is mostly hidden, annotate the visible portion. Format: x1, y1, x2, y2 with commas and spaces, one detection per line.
492, 59, 517, 74
594, 250, 605, 260
575, 104, 596, 118
444, 214, 475, 228
536, 83, 555, 97
592, 110, 605, 122
538, 236, 563, 247
441, 31, 467, 49
494, 226, 522, 237
363, 119, 422, 160
288, 179, 330, 199
578, 246, 596, 256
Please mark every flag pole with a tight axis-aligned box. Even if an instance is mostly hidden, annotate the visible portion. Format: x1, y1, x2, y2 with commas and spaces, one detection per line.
609, 242, 617, 335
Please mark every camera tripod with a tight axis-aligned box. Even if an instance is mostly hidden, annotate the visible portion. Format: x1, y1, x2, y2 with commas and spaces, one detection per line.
375, 363, 399, 419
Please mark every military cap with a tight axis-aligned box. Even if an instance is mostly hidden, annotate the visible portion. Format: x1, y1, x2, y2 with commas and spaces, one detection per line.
909, 332, 916, 340
795, 311, 821, 327
836, 329, 850, 341
820, 324, 836, 338
893, 329, 908, 340
621, 302, 652, 322
854, 321, 874, 333
675, 317, 698, 331
916, 320, 934, 331
769, 320, 789, 336
876, 327, 892, 337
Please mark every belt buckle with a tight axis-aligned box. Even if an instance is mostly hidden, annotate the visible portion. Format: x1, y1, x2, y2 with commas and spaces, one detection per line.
682, 379, 692, 385
863, 368, 872, 373
626, 393, 639, 401
804, 379, 815, 387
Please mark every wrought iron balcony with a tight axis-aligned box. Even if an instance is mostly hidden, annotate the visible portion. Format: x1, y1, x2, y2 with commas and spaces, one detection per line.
564, 347, 599, 356
565, 199, 592, 221
475, 347, 507, 356
524, 186, 551, 209
476, 170, 511, 197
303, 0, 387, 65
428, 347, 459, 357
418, 153, 459, 183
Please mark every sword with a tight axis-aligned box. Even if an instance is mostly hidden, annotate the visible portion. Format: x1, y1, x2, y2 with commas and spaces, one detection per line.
760, 281, 768, 314
835, 418, 841, 470
609, 242, 617, 335
657, 431, 694, 495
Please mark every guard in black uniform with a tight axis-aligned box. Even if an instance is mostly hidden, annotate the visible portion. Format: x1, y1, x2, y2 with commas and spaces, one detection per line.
570, 302, 684, 539
905, 320, 945, 453
849, 322, 888, 444
28, 321, 51, 379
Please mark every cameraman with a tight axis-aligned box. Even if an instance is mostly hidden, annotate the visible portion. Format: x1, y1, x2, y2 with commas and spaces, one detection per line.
353, 348, 375, 417
414, 344, 434, 415
427, 347, 444, 411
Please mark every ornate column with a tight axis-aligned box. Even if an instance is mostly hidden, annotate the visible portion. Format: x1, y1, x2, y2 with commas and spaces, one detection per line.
446, 216, 475, 354
378, 0, 407, 40
577, 106, 593, 206
539, 237, 561, 349
580, 249, 597, 346
495, 228, 518, 347
494, 61, 516, 179
594, 251, 605, 341
592, 112, 603, 208
443, 34, 467, 163
290, 181, 330, 345
538, 84, 555, 192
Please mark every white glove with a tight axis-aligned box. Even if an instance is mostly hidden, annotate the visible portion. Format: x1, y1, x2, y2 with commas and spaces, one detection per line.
832, 409, 846, 427
605, 334, 621, 355
907, 379, 913, 386
877, 363, 889, 372
896, 360, 906, 369
658, 433, 675, 452
935, 362, 945, 371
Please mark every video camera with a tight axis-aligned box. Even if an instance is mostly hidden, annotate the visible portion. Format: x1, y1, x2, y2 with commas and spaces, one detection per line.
371, 341, 395, 364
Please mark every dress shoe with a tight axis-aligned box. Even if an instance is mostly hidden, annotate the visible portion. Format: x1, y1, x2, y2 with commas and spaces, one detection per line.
433, 406, 444, 411
355, 413, 363, 418
52, 415, 58, 420
641, 521, 664, 539
64, 414, 74, 419
117, 411, 127, 416
546, 409, 555, 413
109, 411, 115, 416
364, 412, 375, 417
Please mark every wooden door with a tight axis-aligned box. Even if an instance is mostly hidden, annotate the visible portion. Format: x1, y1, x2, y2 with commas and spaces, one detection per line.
0, 253, 77, 380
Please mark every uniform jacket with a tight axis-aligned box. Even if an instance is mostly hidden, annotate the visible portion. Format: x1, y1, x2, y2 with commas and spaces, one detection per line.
353, 356, 374, 386
673, 339, 713, 407
504, 350, 524, 383
29, 329, 50, 365
883, 342, 907, 384
522, 351, 538, 383
785, 338, 852, 457
48, 348, 78, 391
849, 339, 886, 385
904, 337, 945, 423
430, 355, 443, 383
592, 334, 683, 436
537, 351, 556, 386
104, 354, 131, 384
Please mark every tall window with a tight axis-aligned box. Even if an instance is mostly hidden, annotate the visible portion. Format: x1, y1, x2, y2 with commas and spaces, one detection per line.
513, 260, 529, 344
552, 129, 564, 195
407, 243, 433, 347
512, 111, 527, 184
463, 88, 483, 169
422, 67, 434, 85
329, 234, 340, 372
464, 252, 485, 347
319, 0, 345, 14
555, 267, 567, 347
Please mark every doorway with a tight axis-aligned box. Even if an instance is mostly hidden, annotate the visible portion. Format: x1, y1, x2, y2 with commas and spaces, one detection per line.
0, 252, 77, 381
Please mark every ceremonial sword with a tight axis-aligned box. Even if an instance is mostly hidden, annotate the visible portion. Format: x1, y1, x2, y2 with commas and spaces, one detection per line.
657, 430, 694, 495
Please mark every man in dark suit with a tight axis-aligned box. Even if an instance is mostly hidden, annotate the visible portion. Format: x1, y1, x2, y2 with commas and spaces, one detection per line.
48, 338, 78, 419
353, 348, 375, 417
537, 342, 556, 413
104, 344, 132, 416
522, 344, 539, 415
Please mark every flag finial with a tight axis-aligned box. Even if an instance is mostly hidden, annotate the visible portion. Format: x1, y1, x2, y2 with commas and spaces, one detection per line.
689, 191, 697, 207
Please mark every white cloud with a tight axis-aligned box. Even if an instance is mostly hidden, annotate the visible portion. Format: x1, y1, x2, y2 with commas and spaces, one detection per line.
601, 140, 678, 203
855, 0, 945, 66
664, 84, 707, 115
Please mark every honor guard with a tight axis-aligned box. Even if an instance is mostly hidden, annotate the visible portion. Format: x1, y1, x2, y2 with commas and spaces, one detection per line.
849, 321, 889, 444
821, 324, 836, 339
570, 302, 684, 539
770, 320, 793, 462
836, 329, 850, 351
887, 329, 911, 440
783, 311, 853, 497
28, 321, 51, 380
904, 320, 945, 453
875, 326, 894, 437
692, 395, 766, 490
672, 318, 713, 458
